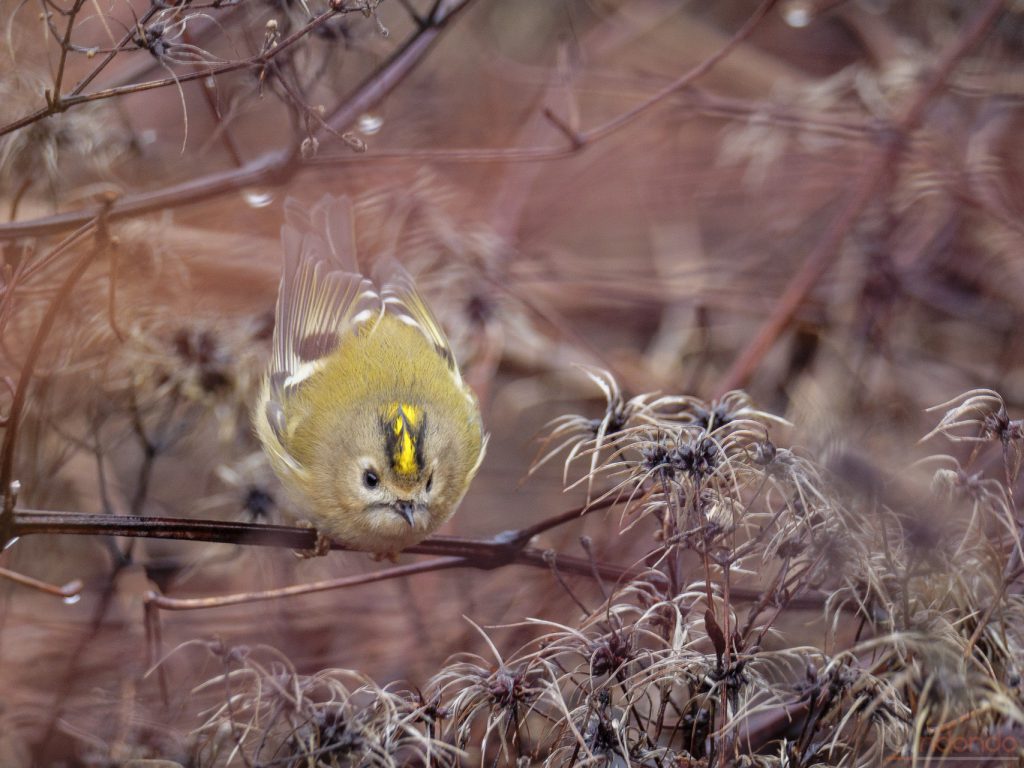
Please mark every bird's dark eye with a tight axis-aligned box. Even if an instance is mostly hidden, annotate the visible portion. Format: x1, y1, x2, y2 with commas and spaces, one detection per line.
425, 472, 434, 493
363, 469, 379, 489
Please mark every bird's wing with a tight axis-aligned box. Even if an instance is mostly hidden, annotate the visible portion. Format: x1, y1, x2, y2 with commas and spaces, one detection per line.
375, 255, 463, 386
264, 196, 381, 450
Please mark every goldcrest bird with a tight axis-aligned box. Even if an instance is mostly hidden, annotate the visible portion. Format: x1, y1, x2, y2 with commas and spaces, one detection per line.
255, 195, 486, 553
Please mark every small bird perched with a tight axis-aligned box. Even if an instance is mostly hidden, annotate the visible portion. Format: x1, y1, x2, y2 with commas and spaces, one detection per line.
255, 195, 486, 553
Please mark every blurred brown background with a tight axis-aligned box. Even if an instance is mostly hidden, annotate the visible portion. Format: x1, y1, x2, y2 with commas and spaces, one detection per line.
1, 0, 1022, 764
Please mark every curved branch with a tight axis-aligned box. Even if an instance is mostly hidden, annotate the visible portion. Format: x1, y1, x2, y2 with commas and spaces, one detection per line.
145, 556, 468, 610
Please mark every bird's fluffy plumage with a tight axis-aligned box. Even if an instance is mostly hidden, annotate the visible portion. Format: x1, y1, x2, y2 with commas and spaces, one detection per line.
255, 195, 485, 552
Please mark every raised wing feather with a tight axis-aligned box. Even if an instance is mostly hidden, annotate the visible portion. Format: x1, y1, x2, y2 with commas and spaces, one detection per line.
265, 196, 381, 448
375, 256, 461, 385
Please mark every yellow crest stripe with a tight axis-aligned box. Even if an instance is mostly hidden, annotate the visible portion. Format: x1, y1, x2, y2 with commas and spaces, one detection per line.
384, 403, 423, 478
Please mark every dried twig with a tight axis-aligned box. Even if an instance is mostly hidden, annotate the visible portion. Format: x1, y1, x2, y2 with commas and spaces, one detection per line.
0, 565, 82, 600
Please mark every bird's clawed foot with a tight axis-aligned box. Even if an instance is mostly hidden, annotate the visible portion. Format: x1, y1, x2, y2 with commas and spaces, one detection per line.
293, 521, 333, 558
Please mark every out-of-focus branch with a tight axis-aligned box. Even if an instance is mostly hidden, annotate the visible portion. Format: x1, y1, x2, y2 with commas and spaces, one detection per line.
0, 149, 295, 239
144, 552, 631, 612
714, 0, 1008, 396
0, 218, 94, 338
0, 0, 771, 240
0, 212, 108, 547
47, 0, 88, 106
0, 0, 477, 240
0, 566, 83, 600
276, 90, 875, 171
146, 556, 469, 610
579, 0, 778, 144
314, 0, 782, 169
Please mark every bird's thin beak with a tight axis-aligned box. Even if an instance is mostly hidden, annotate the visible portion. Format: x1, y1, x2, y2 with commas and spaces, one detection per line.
393, 500, 416, 527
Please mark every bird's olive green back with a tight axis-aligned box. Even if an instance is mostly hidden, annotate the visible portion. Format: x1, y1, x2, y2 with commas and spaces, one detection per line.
281, 314, 483, 474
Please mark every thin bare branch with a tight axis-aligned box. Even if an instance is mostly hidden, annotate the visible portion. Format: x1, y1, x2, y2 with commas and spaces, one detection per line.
145, 556, 467, 610
0, 565, 83, 599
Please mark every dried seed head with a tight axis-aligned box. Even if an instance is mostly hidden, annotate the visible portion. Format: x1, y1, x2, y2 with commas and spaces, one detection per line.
486, 666, 532, 710
670, 434, 720, 481
750, 438, 777, 467
589, 629, 633, 677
